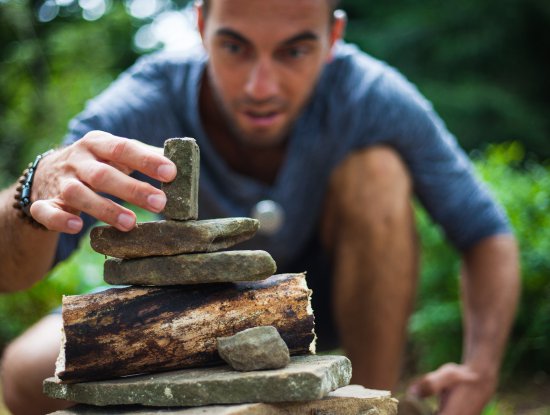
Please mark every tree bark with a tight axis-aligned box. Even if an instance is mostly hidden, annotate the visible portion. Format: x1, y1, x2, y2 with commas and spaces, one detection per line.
55, 273, 315, 383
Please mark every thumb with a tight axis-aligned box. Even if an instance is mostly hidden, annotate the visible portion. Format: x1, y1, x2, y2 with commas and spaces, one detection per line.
407, 363, 479, 398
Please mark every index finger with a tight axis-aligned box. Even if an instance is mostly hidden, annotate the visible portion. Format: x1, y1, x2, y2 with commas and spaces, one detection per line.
83, 132, 176, 182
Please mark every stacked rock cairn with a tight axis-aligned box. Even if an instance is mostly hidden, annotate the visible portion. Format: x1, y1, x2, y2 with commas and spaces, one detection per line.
93, 138, 276, 288
91, 138, 292, 374
43, 138, 398, 415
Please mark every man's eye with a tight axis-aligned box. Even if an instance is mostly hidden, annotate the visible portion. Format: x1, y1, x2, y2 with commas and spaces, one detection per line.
279, 46, 310, 60
222, 42, 243, 55
288, 48, 305, 58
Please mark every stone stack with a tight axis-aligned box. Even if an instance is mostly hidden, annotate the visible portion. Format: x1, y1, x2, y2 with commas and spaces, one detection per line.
43, 138, 398, 414
91, 137, 276, 286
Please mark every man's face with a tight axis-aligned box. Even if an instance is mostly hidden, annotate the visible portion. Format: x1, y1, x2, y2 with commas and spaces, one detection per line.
198, 0, 342, 147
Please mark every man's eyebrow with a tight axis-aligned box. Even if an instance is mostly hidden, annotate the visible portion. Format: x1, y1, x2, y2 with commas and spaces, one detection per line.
281, 31, 319, 46
215, 28, 251, 45
214, 28, 319, 46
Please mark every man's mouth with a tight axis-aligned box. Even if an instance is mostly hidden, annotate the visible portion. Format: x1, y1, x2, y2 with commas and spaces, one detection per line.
242, 110, 282, 128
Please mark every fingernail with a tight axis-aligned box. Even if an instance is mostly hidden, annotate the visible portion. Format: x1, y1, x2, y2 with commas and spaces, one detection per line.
158, 164, 176, 181
147, 193, 166, 211
67, 219, 81, 231
117, 213, 135, 230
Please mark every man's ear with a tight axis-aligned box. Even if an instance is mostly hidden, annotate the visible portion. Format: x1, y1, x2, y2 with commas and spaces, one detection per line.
196, 1, 205, 40
327, 9, 347, 61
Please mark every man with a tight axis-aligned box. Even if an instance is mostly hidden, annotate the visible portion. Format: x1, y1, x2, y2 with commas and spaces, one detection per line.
0, 0, 519, 414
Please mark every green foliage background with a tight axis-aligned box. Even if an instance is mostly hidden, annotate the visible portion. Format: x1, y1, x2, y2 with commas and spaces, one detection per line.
342, 0, 550, 159
0, 0, 549, 393
411, 143, 550, 379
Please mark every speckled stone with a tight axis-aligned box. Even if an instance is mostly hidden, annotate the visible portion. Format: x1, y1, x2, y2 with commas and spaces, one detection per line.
43, 355, 352, 407
217, 326, 290, 371
161, 137, 199, 220
47, 386, 398, 415
104, 250, 276, 286
90, 218, 259, 259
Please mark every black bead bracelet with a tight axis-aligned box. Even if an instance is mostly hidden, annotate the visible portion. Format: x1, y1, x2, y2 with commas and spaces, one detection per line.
13, 149, 54, 229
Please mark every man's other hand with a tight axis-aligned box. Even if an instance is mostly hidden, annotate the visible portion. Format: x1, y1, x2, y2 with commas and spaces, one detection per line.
407, 362, 497, 415
30, 131, 177, 233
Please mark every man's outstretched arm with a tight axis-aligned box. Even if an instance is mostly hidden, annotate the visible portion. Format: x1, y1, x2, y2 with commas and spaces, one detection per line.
0, 131, 176, 292
0, 184, 60, 292
409, 233, 520, 415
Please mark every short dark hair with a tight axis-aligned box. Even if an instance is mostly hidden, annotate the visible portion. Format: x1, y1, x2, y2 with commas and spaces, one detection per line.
200, 0, 342, 19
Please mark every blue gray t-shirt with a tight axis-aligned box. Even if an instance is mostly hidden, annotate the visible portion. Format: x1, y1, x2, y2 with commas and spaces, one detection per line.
56, 42, 509, 269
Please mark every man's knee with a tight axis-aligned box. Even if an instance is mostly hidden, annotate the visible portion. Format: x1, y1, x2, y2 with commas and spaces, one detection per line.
2, 334, 32, 413
1, 315, 64, 415
323, 146, 413, 242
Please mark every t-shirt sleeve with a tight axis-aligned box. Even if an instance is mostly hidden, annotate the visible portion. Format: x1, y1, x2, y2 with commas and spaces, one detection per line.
54, 53, 179, 266
334, 53, 510, 252
63, 53, 181, 146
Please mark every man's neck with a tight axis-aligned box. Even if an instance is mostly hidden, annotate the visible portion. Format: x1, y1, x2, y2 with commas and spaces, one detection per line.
198, 74, 287, 185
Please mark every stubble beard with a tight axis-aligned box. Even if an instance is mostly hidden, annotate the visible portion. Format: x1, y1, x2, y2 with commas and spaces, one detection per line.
206, 69, 294, 149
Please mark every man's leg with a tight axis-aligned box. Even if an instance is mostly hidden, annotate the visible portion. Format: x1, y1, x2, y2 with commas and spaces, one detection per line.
1, 314, 73, 415
321, 146, 419, 390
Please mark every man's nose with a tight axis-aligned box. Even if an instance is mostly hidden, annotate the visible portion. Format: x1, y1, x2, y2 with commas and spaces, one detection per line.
244, 58, 279, 101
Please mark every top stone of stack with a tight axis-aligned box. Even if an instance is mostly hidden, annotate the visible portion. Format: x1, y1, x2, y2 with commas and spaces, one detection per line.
161, 137, 199, 220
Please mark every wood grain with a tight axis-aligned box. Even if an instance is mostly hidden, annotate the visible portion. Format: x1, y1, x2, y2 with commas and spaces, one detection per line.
55, 273, 315, 383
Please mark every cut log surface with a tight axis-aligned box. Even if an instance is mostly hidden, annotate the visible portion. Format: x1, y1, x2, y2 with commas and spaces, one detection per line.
90, 218, 259, 259
55, 274, 315, 383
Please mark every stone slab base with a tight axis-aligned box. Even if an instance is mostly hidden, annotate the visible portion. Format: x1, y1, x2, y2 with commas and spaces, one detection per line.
49, 385, 398, 414
45, 355, 351, 407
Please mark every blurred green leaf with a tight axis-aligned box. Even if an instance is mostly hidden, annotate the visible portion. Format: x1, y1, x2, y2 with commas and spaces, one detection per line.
412, 142, 550, 377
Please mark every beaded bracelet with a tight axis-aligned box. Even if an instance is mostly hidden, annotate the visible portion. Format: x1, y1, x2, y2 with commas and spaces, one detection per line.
13, 149, 54, 229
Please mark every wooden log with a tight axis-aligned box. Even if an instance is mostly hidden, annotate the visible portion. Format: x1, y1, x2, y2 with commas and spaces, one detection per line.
55, 274, 315, 383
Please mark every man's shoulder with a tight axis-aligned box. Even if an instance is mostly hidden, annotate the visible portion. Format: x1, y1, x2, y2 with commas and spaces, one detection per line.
316, 42, 432, 127
331, 42, 384, 70
326, 42, 387, 86
127, 45, 207, 78
323, 42, 419, 105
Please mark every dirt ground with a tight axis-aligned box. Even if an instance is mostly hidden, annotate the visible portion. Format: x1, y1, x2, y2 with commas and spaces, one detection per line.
492, 375, 550, 415
396, 375, 550, 415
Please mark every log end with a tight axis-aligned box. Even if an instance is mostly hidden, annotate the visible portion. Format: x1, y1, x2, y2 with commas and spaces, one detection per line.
299, 273, 317, 355
54, 322, 67, 379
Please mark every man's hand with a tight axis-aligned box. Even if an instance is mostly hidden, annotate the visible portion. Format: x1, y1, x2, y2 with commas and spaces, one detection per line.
407, 363, 496, 415
30, 131, 177, 233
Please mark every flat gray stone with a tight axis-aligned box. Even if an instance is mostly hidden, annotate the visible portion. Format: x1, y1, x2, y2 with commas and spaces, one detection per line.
104, 250, 276, 286
217, 326, 290, 371
44, 355, 352, 407
161, 138, 199, 220
90, 218, 259, 259
48, 386, 397, 415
